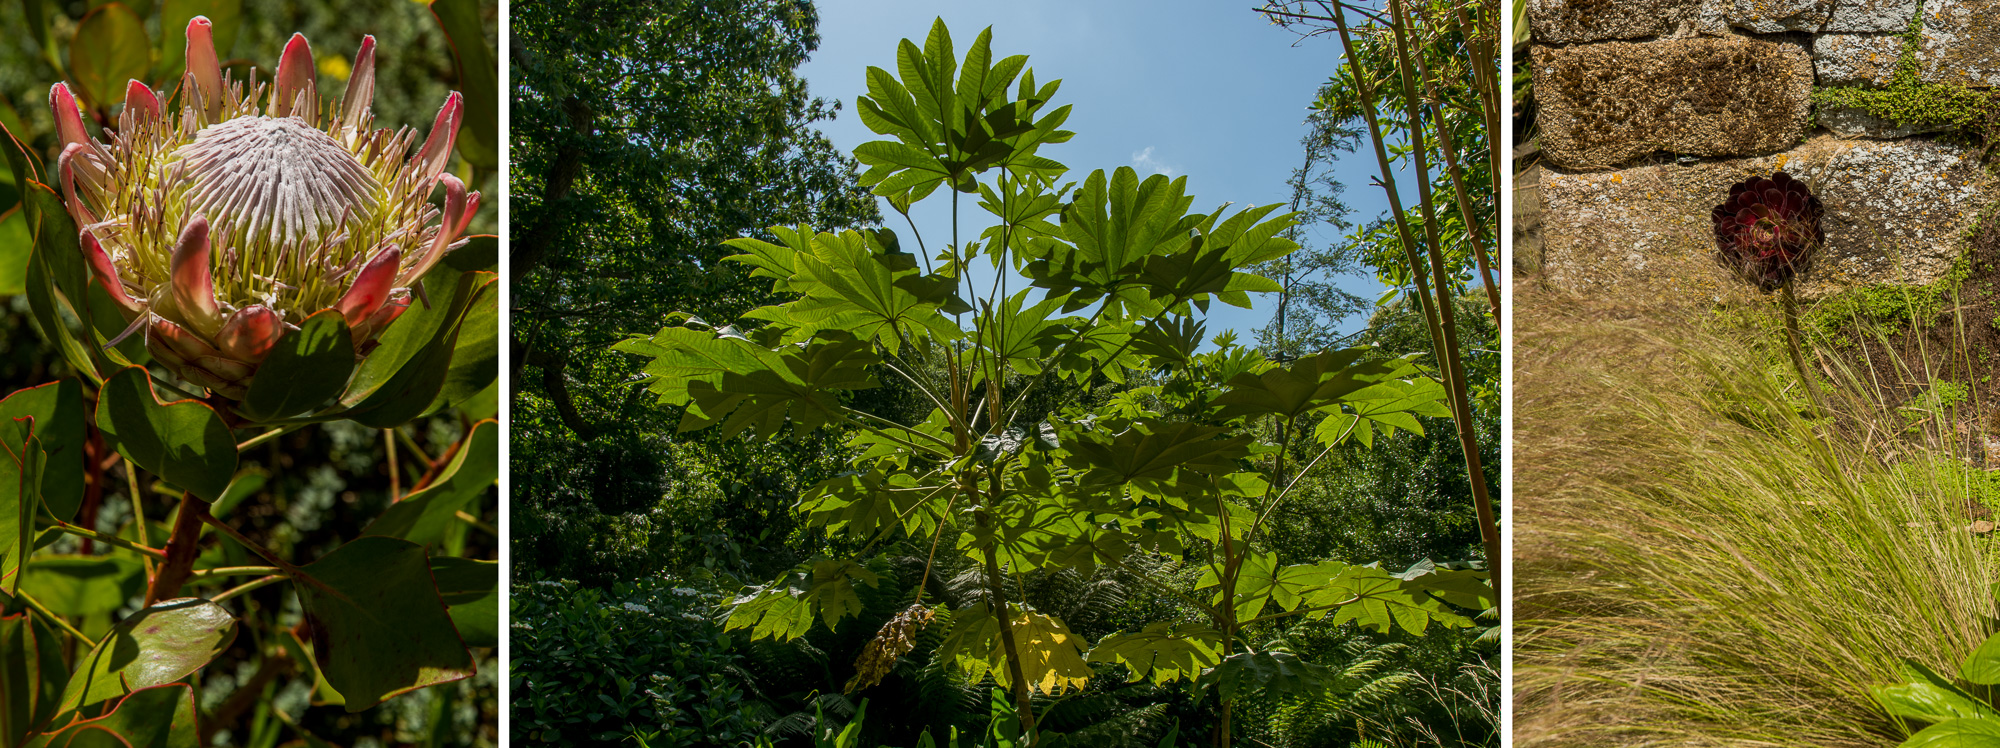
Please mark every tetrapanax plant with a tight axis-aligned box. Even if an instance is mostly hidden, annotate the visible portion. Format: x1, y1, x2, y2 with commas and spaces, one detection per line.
1713, 171, 1827, 412
620, 21, 1489, 746
1712, 171, 1824, 292
51, 17, 478, 402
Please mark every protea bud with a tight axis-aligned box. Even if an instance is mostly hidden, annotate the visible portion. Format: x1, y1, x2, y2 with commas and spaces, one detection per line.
1712, 171, 1824, 292
52, 19, 481, 401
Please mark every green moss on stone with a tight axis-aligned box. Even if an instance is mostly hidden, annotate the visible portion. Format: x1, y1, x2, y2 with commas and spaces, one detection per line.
1810, 4, 2000, 132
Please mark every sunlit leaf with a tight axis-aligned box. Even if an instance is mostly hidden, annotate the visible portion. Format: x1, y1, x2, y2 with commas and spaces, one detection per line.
1086, 622, 1223, 685
59, 598, 235, 715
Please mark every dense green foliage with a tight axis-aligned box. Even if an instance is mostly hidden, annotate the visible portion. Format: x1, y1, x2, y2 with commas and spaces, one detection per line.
510, 0, 877, 585
511, 4, 1499, 748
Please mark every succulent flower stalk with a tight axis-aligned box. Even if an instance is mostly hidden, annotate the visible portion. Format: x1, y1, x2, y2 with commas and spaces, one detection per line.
1712, 171, 1824, 292
51, 18, 481, 400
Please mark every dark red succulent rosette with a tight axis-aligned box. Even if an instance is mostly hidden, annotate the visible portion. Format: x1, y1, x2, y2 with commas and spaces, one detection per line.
1712, 171, 1825, 292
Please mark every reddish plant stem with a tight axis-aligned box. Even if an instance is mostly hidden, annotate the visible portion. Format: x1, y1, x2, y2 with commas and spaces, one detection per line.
76, 433, 105, 554
145, 492, 205, 605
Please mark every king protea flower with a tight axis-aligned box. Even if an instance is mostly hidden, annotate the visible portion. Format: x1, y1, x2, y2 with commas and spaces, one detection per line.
51, 17, 480, 400
1712, 171, 1824, 292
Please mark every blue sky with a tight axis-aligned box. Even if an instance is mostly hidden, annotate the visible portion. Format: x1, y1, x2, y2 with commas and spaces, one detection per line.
796, 0, 1397, 342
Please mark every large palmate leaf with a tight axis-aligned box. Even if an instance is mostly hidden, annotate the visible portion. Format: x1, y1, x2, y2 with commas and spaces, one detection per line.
725, 559, 882, 640
1196, 552, 1325, 621
1087, 622, 1224, 685
1292, 562, 1475, 634
292, 536, 474, 711
957, 493, 1129, 576
806, 558, 879, 631
854, 20, 1070, 207
95, 367, 236, 502
724, 571, 815, 642
1196, 650, 1333, 702
936, 602, 1090, 695
1209, 348, 1412, 421
1314, 375, 1453, 447
1130, 202, 1296, 311
681, 336, 880, 439
1062, 418, 1253, 497
799, 469, 951, 541
30, 684, 198, 748
1026, 168, 1201, 315
59, 598, 235, 715
613, 325, 786, 407
730, 228, 962, 351
976, 290, 1074, 377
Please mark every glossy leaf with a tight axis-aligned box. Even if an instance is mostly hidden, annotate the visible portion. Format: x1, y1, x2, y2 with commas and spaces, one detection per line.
32, 684, 198, 748
241, 311, 354, 421
59, 598, 235, 714
429, 0, 499, 170
1902, 718, 2000, 747
0, 605, 68, 747
1878, 659, 1999, 724
68, 4, 149, 112
0, 416, 43, 593
341, 269, 497, 428
293, 535, 474, 711
432, 264, 499, 413
1963, 630, 2000, 685
429, 556, 497, 649
364, 419, 497, 546
95, 367, 236, 501
21, 555, 144, 617
0, 381, 80, 521
1086, 622, 1224, 685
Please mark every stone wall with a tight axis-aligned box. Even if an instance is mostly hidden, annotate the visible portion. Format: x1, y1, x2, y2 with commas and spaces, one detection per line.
1525, 0, 1998, 301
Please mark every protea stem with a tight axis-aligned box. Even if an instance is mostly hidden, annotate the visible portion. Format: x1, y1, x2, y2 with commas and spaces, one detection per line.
145, 492, 206, 605
1781, 284, 1826, 415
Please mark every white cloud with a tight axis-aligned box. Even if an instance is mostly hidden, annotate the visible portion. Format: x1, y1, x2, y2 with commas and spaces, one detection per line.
1130, 146, 1176, 177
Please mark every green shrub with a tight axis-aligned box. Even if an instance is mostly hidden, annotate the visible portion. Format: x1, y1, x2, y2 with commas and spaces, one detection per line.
510, 578, 769, 747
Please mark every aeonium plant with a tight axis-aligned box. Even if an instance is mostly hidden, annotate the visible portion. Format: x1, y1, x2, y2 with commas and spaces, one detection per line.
1713, 170, 1827, 413
0, 15, 498, 747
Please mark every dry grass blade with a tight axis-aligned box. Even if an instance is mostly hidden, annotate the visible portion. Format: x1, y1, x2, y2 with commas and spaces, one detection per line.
1514, 288, 1998, 748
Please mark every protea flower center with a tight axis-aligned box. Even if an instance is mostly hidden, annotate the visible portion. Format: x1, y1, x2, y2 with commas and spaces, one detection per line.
1711, 171, 1824, 292
51, 17, 481, 401
179, 116, 381, 247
